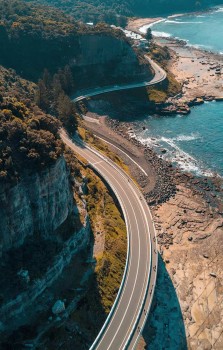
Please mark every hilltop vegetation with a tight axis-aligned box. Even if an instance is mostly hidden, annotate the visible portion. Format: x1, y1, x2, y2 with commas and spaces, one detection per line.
28, 0, 223, 25
0, 0, 125, 80
0, 93, 63, 184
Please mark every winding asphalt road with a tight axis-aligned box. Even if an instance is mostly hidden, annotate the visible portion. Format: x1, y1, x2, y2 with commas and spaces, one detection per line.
72, 56, 166, 103
61, 132, 158, 350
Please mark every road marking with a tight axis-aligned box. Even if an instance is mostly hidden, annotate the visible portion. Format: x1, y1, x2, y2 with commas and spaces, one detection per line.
62, 135, 157, 350
95, 163, 141, 350
91, 160, 103, 166
94, 163, 150, 350
83, 145, 156, 349
72, 57, 166, 103
95, 136, 148, 177
65, 141, 144, 348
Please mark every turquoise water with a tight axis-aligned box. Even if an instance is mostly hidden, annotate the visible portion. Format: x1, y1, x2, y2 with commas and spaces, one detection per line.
151, 7, 223, 53
136, 8, 223, 177
134, 102, 223, 176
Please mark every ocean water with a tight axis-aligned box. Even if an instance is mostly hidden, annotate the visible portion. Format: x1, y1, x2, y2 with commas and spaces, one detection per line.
134, 102, 223, 177
136, 8, 223, 177
140, 7, 223, 54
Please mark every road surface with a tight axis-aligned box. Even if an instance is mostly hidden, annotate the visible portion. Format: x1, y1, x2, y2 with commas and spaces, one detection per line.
61, 132, 158, 350
72, 56, 166, 103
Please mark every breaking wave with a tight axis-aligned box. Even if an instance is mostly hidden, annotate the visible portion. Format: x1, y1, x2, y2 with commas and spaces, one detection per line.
134, 133, 214, 177
152, 31, 172, 38
165, 20, 203, 24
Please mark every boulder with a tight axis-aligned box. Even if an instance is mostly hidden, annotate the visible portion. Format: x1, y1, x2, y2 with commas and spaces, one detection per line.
52, 300, 65, 315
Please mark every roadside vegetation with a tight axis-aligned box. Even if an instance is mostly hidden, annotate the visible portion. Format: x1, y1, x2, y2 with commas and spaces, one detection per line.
147, 44, 182, 103
78, 126, 132, 177
65, 149, 127, 313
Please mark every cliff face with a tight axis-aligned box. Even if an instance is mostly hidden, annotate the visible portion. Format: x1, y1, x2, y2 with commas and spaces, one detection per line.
0, 157, 73, 253
72, 33, 152, 89
0, 26, 151, 85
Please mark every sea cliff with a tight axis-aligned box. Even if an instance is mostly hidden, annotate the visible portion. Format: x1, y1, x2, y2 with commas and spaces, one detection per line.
0, 157, 73, 253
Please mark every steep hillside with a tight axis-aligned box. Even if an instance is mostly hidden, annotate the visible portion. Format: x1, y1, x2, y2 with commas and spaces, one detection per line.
28, 0, 223, 24
0, 0, 152, 87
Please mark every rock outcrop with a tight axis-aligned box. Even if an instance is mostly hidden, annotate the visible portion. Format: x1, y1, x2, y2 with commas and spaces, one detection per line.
72, 34, 152, 89
0, 157, 73, 253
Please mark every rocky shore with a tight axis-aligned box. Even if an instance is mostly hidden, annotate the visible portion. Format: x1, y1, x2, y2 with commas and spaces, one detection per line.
158, 36, 223, 105
127, 15, 223, 117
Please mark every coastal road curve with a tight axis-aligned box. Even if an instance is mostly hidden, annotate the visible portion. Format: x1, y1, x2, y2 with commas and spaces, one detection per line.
61, 131, 158, 350
72, 56, 166, 103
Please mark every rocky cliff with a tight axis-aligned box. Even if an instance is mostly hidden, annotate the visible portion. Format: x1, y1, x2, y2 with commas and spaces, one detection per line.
0, 157, 73, 253
72, 33, 152, 89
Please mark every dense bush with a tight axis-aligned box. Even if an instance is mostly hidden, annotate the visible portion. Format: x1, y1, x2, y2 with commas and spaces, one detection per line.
0, 0, 127, 80
0, 95, 63, 183
35, 66, 78, 133
29, 0, 223, 25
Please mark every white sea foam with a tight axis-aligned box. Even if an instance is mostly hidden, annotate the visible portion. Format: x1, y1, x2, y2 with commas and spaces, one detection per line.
165, 20, 203, 24
215, 7, 223, 12
173, 133, 200, 141
139, 18, 166, 33
152, 31, 172, 38
185, 42, 213, 51
160, 137, 213, 176
135, 132, 214, 177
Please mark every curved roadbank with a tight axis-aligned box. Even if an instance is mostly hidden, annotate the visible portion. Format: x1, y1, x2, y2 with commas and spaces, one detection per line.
61, 131, 158, 350
72, 56, 166, 103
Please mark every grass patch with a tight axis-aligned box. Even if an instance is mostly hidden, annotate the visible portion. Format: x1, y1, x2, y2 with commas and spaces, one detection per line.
147, 44, 182, 103
66, 149, 127, 314
85, 168, 127, 313
78, 126, 131, 177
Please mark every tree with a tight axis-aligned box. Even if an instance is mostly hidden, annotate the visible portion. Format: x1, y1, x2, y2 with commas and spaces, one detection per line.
35, 80, 50, 112
57, 92, 78, 133
42, 69, 52, 89
145, 27, 152, 41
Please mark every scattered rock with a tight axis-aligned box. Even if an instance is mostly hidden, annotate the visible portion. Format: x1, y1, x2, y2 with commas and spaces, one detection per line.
17, 269, 30, 285
209, 273, 217, 278
52, 300, 65, 315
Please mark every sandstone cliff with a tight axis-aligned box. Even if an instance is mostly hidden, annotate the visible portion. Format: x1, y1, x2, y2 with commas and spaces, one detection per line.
0, 157, 73, 253
72, 33, 152, 89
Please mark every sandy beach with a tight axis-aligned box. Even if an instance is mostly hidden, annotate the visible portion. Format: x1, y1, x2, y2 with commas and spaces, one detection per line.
127, 17, 163, 34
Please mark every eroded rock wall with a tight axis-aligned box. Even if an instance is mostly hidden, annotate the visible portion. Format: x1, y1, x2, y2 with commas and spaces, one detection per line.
0, 157, 73, 253
72, 34, 152, 89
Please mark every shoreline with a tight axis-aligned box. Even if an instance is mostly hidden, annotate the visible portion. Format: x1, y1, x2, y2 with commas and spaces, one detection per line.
127, 5, 222, 33
80, 8, 223, 347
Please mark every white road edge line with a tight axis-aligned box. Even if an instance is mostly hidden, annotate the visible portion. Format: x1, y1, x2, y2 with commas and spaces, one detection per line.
61, 133, 158, 350
95, 136, 148, 177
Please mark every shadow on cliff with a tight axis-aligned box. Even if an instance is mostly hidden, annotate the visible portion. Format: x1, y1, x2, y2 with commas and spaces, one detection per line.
85, 88, 153, 122
142, 254, 187, 350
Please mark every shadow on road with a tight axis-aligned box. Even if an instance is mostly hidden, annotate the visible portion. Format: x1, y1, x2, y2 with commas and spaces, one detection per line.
142, 254, 187, 350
